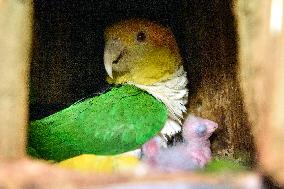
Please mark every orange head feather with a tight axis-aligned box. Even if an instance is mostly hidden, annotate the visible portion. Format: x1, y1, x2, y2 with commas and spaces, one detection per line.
105, 19, 180, 55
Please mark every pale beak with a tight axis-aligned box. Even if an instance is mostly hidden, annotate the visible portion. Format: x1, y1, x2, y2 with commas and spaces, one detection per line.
104, 39, 125, 78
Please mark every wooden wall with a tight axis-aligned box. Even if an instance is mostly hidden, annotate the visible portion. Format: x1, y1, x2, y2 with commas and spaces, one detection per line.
236, 0, 284, 185
0, 0, 32, 160
182, 0, 255, 163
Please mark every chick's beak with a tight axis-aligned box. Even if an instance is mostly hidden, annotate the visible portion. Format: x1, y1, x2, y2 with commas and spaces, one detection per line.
104, 38, 125, 78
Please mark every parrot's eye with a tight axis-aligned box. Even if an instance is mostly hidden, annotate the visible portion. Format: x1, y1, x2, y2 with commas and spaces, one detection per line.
136, 31, 146, 42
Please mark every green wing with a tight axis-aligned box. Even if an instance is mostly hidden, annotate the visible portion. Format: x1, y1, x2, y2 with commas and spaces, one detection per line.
27, 85, 167, 162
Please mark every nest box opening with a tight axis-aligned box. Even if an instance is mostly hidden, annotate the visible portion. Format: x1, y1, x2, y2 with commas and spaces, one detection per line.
30, 0, 255, 164
4, 0, 284, 187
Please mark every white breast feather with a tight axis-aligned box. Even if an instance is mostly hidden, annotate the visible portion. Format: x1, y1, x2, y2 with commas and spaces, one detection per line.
131, 66, 188, 137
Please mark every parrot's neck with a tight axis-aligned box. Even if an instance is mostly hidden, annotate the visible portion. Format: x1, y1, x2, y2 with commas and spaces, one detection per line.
131, 66, 188, 136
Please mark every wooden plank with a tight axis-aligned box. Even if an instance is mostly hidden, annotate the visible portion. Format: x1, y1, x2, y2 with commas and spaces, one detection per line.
236, 0, 284, 185
0, 0, 33, 159
0, 160, 262, 189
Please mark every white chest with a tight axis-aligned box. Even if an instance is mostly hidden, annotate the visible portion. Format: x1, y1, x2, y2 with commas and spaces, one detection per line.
132, 66, 188, 137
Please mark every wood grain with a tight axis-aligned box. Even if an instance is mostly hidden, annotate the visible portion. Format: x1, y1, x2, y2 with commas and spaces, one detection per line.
0, 0, 32, 159
182, 0, 255, 163
236, 0, 284, 185
0, 159, 262, 189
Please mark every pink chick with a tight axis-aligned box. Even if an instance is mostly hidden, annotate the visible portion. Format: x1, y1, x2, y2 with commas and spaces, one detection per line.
142, 115, 218, 172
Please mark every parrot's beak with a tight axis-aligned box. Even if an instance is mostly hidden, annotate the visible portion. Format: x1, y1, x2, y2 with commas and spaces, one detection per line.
104, 39, 125, 78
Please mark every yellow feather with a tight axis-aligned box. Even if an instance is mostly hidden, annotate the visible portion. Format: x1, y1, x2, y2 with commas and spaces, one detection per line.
107, 47, 181, 85
57, 154, 140, 174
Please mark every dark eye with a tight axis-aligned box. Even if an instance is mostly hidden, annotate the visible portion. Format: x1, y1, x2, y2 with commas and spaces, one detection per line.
136, 31, 146, 42
196, 124, 207, 137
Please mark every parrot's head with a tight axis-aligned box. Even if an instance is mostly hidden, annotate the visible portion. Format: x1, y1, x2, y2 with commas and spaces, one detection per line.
104, 19, 182, 85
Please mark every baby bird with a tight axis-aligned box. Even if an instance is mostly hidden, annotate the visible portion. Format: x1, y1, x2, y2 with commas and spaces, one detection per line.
142, 115, 218, 172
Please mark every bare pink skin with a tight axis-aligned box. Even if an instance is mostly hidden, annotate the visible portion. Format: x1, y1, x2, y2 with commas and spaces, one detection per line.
142, 115, 218, 171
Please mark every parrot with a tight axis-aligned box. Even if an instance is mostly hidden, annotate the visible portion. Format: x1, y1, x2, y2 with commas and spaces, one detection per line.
141, 115, 218, 172
104, 18, 188, 138
27, 18, 188, 162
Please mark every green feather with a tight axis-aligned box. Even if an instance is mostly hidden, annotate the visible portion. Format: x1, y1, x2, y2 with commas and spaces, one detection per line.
27, 85, 167, 162
203, 159, 247, 173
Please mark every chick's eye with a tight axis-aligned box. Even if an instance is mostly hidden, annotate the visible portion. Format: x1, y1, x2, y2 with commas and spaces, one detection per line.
196, 124, 207, 137
136, 31, 146, 42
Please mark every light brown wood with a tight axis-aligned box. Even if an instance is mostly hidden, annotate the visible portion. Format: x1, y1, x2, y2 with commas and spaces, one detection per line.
0, 159, 262, 189
236, 0, 284, 185
0, 0, 33, 159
